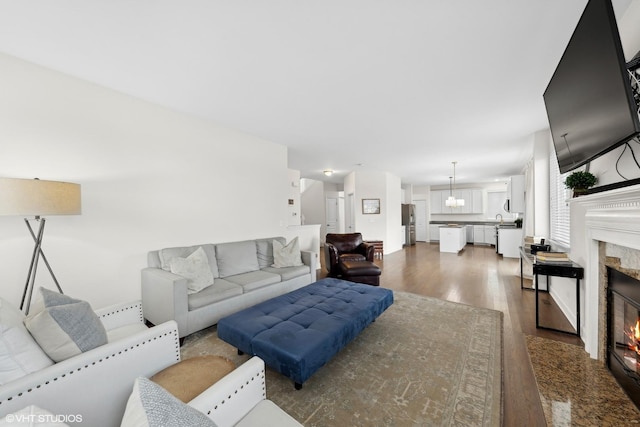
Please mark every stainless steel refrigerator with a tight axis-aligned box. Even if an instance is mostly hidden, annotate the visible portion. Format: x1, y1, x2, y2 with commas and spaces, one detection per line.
401, 204, 416, 246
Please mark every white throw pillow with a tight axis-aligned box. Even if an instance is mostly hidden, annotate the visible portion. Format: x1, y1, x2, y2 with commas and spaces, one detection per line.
0, 298, 53, 385
272, 237, 303, 268
121, 377, 217, 427
169, 247, 214, 294
0, 405, 71, 426
24, 288, 108, 363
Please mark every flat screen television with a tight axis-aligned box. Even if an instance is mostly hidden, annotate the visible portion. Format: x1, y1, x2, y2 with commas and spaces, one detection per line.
544, 0, 640, 174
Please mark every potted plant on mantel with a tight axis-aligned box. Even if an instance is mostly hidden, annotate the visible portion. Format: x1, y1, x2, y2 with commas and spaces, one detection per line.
564, 170, 597, 197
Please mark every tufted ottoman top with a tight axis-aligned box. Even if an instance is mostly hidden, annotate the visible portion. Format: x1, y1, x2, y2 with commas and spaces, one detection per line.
217, 278, 393, 387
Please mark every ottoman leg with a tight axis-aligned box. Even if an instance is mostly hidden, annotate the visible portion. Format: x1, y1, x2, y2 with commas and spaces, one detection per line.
295, 382, 303, 390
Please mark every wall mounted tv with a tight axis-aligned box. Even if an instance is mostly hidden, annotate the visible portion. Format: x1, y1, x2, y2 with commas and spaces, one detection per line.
544, 0, 640, 174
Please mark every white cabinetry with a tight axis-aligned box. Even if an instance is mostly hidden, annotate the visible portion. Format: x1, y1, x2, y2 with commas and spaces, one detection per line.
439, 226, 466, 253
429, 225, 440, 241
430, 189, 484, 214
430, 191, 443, 214
506, 175, 525, 213
472, 225, 497, 245
497, 228, 523, 258
484, 226, 496, 246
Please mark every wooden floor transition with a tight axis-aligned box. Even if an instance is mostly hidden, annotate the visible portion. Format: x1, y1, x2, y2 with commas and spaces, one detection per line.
318, 242, 583, 426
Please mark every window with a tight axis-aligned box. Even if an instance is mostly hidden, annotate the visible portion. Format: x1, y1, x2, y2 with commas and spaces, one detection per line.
549, 148, 571, 247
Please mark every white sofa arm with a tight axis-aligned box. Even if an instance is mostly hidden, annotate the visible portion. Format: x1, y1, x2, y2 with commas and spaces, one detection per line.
188, 357, 266, 427
0, 321, 180, 427
96, 299, 144, 331
141, 267, 189, 336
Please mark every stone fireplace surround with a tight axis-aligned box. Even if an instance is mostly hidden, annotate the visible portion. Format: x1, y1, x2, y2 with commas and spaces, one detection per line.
570, 183, 640, 361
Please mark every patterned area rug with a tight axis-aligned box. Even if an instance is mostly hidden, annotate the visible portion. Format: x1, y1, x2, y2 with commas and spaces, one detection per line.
182, 291, 503, 426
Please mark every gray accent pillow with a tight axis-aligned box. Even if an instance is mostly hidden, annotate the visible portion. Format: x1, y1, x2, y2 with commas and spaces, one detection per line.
24, 288, 108, 363
159, 245, 219, 278
215, 240, 259, 277
169, 247, 214, 294
272, 237, 304, 268
121, 377, 217, 427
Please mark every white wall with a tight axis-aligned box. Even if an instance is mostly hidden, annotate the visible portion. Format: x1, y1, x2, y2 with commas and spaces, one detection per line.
287, 169, 301, 226
343, 170, 402, 254
0, 53, 291, 308
533, 130, 550, 238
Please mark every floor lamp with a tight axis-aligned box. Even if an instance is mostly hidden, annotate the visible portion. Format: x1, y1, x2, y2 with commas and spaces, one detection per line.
0, 178, 81, 314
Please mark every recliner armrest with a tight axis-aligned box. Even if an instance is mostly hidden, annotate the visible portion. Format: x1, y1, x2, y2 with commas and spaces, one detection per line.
359, 242, 376, 261
325, 242, 342, 275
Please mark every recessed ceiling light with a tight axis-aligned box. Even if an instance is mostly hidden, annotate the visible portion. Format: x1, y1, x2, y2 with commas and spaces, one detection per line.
323, 170, 333, 176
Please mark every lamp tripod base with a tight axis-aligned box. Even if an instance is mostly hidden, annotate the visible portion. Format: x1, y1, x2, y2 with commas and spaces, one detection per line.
20, 218, 63, 315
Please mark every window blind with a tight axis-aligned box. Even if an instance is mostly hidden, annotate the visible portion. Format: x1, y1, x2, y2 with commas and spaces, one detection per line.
549, 149, 571, 247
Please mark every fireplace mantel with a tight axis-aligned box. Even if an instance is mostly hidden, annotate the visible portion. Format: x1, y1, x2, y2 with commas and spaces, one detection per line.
569, 183, 640, 359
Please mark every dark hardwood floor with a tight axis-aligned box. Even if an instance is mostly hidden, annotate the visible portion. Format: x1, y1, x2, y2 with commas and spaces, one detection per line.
318, 242, 583, 426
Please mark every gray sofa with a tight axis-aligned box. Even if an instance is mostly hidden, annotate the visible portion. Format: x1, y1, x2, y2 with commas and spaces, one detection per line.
141, 237, 316, 338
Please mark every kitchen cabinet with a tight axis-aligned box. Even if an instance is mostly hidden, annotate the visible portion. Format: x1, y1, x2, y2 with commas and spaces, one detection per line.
430, 189, 484, 214
506, 175, 525, 213
430, 191, 443, 214
484, 226, 496, 246
497, 228, 523, 258
439, 226, 466, 253
473, 225, 496, 245
429, 225, 440, 241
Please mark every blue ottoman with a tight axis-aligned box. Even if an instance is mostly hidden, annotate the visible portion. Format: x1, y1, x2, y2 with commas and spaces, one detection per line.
217, 278, 393, 389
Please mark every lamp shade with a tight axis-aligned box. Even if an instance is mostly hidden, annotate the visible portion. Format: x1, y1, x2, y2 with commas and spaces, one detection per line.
0, 178, 81, 216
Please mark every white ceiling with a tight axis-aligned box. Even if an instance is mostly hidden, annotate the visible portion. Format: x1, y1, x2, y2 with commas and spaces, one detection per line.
0, 0, 632, 185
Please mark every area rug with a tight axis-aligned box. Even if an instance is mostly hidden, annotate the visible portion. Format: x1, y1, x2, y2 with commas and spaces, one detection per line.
525, 335, 640, 426
182, 291, 503, 426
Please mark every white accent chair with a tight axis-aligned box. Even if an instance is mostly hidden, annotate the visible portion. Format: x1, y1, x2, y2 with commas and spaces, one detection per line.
189, 356, 302, 427
0, 300, 180, 427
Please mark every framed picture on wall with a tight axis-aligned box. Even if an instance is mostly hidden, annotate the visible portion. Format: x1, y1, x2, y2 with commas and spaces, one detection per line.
362, 198, 380, 214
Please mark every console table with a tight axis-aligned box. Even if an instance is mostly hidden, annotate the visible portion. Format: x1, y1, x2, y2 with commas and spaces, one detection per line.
534, 260, 583, 338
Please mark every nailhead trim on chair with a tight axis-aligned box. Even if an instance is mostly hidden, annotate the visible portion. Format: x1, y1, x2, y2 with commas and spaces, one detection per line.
0, 329, 180, 406
98, 302, 144, 323
206, 370, 266, 415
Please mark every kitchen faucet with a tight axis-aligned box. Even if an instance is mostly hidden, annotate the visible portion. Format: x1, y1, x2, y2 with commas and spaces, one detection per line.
495, 214, 503, 224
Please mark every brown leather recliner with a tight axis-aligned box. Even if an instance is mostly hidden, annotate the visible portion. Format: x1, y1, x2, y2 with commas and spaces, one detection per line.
324, 233, 375, 277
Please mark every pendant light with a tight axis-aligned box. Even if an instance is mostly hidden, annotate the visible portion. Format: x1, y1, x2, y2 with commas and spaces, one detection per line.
444, 161, 465, 208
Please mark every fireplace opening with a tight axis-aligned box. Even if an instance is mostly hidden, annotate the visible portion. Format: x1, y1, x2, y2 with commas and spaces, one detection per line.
607, 267, 640, 409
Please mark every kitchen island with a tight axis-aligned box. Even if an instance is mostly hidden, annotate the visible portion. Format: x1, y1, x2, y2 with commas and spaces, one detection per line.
439, 225, 467, 253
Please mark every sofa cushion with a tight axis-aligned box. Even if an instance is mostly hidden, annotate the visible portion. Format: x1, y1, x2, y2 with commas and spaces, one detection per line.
169, 247, 214, 294
24, 288, 108, 363
187, 279, 243, 311
158, 245, 219, 279
261, 265, 311, 281
224, 271, 281, 292
121, 377, 216, 427
215, 241, 259, 278
272, 237, 303, 268
256, 237, 285, 269
0, 297, 53, 385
